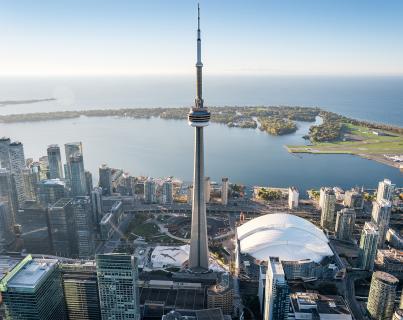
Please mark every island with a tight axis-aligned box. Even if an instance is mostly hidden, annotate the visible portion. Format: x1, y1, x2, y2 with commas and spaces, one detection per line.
0, 98, 55, 107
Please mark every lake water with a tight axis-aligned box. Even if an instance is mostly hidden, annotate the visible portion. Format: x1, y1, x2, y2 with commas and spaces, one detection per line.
0, 75, 402, 194
1, 116, 401, 194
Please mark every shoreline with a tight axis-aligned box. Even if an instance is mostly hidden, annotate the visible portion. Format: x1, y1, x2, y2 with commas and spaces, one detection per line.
286, 146, 402, 171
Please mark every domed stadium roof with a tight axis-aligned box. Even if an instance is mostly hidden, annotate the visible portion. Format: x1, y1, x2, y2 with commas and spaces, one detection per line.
237, 213, 333, 262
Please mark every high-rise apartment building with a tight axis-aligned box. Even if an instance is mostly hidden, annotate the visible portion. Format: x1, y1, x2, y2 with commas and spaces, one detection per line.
72, 197, 94, 259
343, 189, 364, 210
221, 177, 229, 205
144, 178, 157, 204
85, 170, 93, 195
96, 254, 140, 320
48, 198, 77, 257
9, 141, 26, 208
204, 176, 211, 203
91, 186, 103, 225
64, 142, 82, 181
359, 222, 379, 270
335, 208, 356, 241
60, 261, 101, 320
22, 167, 39, 201
288, 186, 299, 209
320, 188, 336, 230
187, 185, 193, 205
47, 144, 63, 179
69, 153, 87, 197
99, 164, 112, 196
371, 199, 392, 248
376, 179, 395, 203
38, 156, 49, 180
162, 180, 173, 204
0, 256, 66, 320
264, 257, 289, 320
367, 271, 398, 320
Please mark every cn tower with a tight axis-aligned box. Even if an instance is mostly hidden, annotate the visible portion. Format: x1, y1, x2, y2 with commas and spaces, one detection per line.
188, 4, 210, 272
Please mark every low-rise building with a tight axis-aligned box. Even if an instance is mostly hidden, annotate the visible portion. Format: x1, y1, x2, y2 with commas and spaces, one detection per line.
289, 292, 352, 320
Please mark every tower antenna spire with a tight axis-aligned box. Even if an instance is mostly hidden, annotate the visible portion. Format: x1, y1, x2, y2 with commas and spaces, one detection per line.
198, 3, 200, 30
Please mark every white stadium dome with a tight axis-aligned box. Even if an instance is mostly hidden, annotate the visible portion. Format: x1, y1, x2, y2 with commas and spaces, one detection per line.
237, 213, 333, 262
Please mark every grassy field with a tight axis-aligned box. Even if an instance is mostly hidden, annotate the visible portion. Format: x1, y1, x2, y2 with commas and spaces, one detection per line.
287, 123, 403, 155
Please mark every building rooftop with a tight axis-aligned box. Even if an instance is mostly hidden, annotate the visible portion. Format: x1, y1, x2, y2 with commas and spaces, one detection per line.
151, 245, 190, 269
290, 292, 351, 316
49, 197, 73, 209
100, 212, 112, 225
237, 213, 333, 262
373, 271, 399, 284
377, 249, 403, 264
195, 308, 225, 320
39, 178, 65, 187
0, 256, 22, 280
269, 257, 285, 276
7, 258, 58, 290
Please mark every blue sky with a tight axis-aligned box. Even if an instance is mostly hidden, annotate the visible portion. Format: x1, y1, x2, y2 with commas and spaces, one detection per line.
1, 0, 403, 76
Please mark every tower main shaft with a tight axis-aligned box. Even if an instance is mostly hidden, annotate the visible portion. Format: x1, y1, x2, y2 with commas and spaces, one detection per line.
188, 4, 210, 272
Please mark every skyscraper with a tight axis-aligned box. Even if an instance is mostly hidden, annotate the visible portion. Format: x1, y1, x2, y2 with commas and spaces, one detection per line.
204, 176, 211, 203
85, 170, 93, 195
376, 178, 395, 203
335, 208, 356, 241
9, 141, 26, 207
1, 256, 66, 320
264, 257, 289, 320
320, 188, 336, 231
367, 271, 398, 320
38, 178, 66, 205
359, 222, 379, 270
61, 261, 101, 320
221, 177, 229, 205
96, 254, 140, 320
0, 168, 16, 224
47, 144, 63, 179
99, 164, 112, 196
0, 137, 11, 170
22, 167, 39, 201
144, 178, 156, 204
0, 202, 14, 252
188, 4, 211, 272
48, 198, 77, 257
65, 142, 82, 181
69, 153, 87, 197
17, 201, 53, 254
91, 186, 103, 225
72, 197, 94, 259
372, 199, 392, 248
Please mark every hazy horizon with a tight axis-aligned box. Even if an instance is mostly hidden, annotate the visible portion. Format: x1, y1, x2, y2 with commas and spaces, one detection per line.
2, 0, 403, 77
